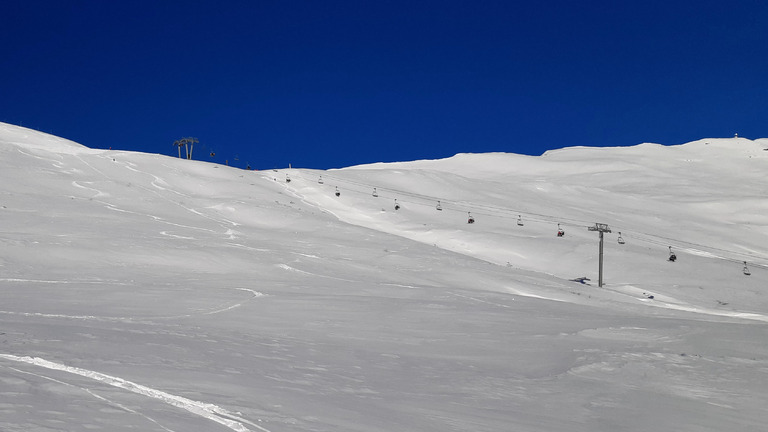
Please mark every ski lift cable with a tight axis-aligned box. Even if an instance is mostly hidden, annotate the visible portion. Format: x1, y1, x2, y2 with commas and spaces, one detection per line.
620, 230, 768, 265
439, 198, 593, 225
287, 170, 758, 249
300, 171, 575, 221
275, 170, 768, 268
601, 228, 768, 272
285, 171, 633, 236
287, 172, 508, 222
281, 172, 723, 245
284, 171, 502, 216
342, 192, 766, 271
310, 172, 442, 202
618, 231, 768, 269
286, 170, 594, 225
286, 171, 466, 213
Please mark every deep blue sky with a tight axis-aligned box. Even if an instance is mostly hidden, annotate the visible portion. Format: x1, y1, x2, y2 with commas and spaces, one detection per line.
3, 1, 767, 169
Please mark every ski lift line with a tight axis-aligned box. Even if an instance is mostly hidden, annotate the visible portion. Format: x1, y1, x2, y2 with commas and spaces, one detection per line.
409, 193, 594, 226
617, 224, 749, 252
283, 171, 531, 219
620, 230, 768, 265
287, 172, 435, 203
599, 221, 768, 263
289, 174, 618, 235
623, 232, 727, 254
616, 231, 768, 269
654, 235, 766, 262
280, 171, 734, 242
286, 171, 597, 226
299, 171, 442, 203
427, 195, 593, 224
290, 170, 592, 223
285, 172, 481, 215
358, 194, 765, 269
291, 172, 745, 253
607, 228, 768, 272
278, 171, 768, 267
343, 181, 762, 267
322, 186, 590, 232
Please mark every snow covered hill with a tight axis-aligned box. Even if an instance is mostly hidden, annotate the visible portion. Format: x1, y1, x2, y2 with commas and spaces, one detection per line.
1, 121, 767, 432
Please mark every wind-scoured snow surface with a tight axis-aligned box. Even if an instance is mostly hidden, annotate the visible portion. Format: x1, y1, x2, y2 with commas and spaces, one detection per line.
1, 122, 767, 431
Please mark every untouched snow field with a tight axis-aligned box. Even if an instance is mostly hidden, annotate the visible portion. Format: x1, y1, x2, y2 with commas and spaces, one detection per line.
1, 121, 767, 431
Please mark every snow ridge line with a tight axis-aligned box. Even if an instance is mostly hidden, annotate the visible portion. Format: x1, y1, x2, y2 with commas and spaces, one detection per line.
0, 354, 271, 432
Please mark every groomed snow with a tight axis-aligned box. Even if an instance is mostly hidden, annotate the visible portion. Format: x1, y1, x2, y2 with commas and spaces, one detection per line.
1, 122, 767, 431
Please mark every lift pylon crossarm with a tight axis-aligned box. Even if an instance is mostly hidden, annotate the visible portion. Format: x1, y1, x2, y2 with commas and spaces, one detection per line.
173, 137, 199, 160
588, 223, 612, 233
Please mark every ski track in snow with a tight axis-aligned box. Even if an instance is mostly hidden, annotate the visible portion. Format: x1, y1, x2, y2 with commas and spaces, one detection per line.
186, 206, 241, 227
0, 354, 271, 432
291, 252, 321, 259
594, 284, 768, 323
100, 200, 239, 240
0, 286, 265, 323
160, 231, 196, 240
100, 201, 218, 234
121, 161, 187, 199
641, 297, 768, 322
6, 366, 177, 432
274, 262, 362, 283
226, 243, 272, 252
70, 157, 241, 238
502, 272, 768, 323
505, 286, 569, 303
75, 155, 110, 179
0, 310, 135, 322
270, 176, 340, 219
199, 289, 265, 316
71, 180, 109, 198
450, 292, 512, 308
0, 278, 130, 285
139, 287, 267, 321
14, 147, 63, 164
275, 263, 313, 275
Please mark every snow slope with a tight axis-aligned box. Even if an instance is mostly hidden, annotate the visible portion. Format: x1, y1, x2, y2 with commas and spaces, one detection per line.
1, 122, 767, 431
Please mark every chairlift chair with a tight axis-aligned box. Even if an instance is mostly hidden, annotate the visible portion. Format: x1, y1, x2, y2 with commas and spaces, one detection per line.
436, 201, 442, 211
557, 223, 565, 237
668, 246, 677, 262
617, 232, 625, 244
743, 261, 751, 276
394, 199, 400, 210
335, 187, 340, 197
467, 212, 475, 224
517, 215, 524, 226
372, 188, 378, 197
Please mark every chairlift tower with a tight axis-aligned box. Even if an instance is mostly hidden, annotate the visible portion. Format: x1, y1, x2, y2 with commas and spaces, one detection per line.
173, 137, 199, 160
588, 223, 612, 287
